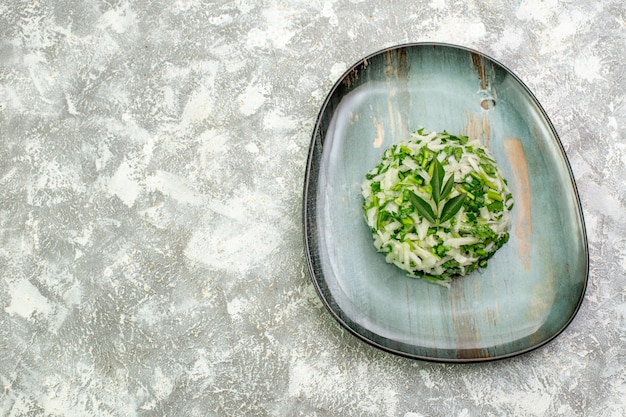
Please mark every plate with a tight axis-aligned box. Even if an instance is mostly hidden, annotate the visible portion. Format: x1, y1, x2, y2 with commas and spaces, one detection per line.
303, 43, 588, 362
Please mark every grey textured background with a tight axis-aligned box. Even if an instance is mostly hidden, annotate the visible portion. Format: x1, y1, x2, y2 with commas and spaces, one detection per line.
1, 0, 625, 416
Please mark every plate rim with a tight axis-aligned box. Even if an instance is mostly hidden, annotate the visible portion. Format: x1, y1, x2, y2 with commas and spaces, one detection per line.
302, 41, 589, 363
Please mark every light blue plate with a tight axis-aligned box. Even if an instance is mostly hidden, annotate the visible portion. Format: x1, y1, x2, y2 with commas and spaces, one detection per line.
303, 43, 588, 362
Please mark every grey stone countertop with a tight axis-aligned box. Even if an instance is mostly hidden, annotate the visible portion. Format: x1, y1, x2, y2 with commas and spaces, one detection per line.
1, 1, 625, 416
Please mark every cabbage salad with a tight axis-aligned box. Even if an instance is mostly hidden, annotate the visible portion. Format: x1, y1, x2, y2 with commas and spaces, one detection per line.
361, 129, 514, 285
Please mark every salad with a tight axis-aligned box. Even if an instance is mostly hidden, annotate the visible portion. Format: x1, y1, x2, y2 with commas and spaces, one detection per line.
361, 129, 514, 285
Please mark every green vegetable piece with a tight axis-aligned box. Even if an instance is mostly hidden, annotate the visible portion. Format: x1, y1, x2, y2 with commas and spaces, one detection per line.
409, 192, 437, 225
401, 217, 414, 226
434, 244, 449, 257
422, 274, 448, 282
487, 201, 504, 212
439, 193, 467, 224
482, 175, 498, 190
421, 149, 431, 168
447, 134, 468, 145
480, 163, 496, 176
453, 147, 463, 161
441, 259, 459, 269
376, 210, 390, 230
487, 190, 503, 202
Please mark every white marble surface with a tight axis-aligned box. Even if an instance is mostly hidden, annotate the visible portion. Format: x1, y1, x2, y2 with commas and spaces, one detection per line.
1, 0, 625, 416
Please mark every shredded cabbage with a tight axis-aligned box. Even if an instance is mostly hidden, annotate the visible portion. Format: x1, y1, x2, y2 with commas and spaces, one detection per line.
362, 129, 514, 285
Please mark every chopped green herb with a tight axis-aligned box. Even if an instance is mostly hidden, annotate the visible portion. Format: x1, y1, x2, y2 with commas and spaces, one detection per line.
409, 191, 437, 225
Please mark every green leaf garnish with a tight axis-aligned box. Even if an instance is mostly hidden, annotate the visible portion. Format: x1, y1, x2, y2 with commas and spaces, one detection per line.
440, 175, 454, 202
409, 192, 437, 224
439, 193, 467, 224
430, 158, 445, 206
412, 158, 467, 226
